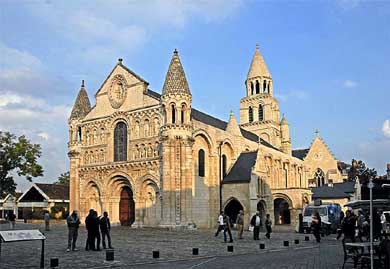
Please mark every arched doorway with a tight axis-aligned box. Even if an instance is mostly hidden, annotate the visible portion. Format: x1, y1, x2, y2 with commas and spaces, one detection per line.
224, 199, 243, 224
257, 200, 266, 220
274, 198, 291, 225
119, 186, 135, 226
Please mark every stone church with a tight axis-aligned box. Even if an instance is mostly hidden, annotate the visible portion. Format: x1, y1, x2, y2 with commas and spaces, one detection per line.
68, 46, 343, 228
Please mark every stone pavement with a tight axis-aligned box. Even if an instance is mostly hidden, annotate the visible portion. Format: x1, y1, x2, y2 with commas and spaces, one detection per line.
0, 221, 351, 268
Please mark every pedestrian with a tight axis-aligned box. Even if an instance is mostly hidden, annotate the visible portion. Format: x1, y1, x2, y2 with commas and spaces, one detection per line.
235, 210, 244, 239
250, 211, 262, 240
8, 211, 16, 229
311, 211, 321, 243
373, 210, 382, 240
100, 211, 113, 249
223, 213, 233, 243
85, 209, 95, 251
215, 211, 225, 239
66, 210, 81, 252
380, 210, 387, 234
44, 211, 50, 231
356, 210, 365, 241
341, 210, 356, 243
93, 211, 101, 251
265, 213, 272, 239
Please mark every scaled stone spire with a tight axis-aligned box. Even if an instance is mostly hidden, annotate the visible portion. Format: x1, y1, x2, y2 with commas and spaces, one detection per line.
70, 80, 91, 120
162, 49, 191, 95
247, 44, 271, 80
280, 114, 288, 125
226, 111, 242, 136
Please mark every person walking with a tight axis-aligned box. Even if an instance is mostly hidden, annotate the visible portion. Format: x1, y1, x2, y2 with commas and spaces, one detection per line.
235, 210, 244, 239
223, 213, 233, 243
66, 210, 81, 252
85, 209, 95, 251
215, 211, 226, 240
264, 214, 272, 239
341, 210, 357, 243
311, 211, 321, 243
100, 211, 113, 249
250, 211, 262, 240
8, 211, 16, 229
44, 211, 50, 231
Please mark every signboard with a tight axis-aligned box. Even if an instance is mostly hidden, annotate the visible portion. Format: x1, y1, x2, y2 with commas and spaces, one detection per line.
0, 230, 46, 242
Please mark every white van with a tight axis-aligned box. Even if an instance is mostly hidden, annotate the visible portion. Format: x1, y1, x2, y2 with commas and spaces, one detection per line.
302, 202, 342, 234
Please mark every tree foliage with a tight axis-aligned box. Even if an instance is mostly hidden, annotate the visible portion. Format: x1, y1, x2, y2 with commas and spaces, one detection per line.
348, 159, 377, 184
55, 171, 70, 185
0, 131, 43, 196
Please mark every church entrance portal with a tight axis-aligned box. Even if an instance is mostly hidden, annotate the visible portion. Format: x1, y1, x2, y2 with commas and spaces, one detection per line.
224, 199, 243, 224
119, 186, 135, 226
274, 198, 291, 225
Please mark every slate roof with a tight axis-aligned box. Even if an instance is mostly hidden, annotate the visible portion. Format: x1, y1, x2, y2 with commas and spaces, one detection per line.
35, 183, 69, 200
70, 82, 91, 120
311, 181, 355, 199
292, 148, 309, 160
222, 151, 257, 184
162, 50, 191, 95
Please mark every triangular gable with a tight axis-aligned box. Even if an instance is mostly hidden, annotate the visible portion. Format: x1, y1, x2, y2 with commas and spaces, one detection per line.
17, 184, 50, 202
305, 136, 337, 162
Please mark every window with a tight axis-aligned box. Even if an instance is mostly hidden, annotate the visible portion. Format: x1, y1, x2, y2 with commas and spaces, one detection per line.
258, 105, 264, 121
114, 122, 127, 162
171, 104, 176, 124
222, 154, 227, 178
198, 149, 205, 177
284, 168, 288, 188
249, 107, 253, 123
144, 119, 150, 137
255, 80, 260, 94
77, 127, 82, 142
250, 82, 254, 95
314, 168, 325, 186
181, 104, 186, 124
267, 82, 270, 93
263, 80, 266, 93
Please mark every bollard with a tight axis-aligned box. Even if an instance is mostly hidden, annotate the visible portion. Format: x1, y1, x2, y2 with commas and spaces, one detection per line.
283, 241, 289, 247
50, 258, 59, 268
227, 245, 234, 252
321, 233, 325, 238
259, 243, 265, 249
294, 239, 299, 244
106, 249, 114, 261
305, 236, 309, 241
192, 248, 199, 255
153, 251, 160, 259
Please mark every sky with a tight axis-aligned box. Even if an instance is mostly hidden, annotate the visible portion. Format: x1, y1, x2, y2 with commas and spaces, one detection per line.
0, 0, 389, 191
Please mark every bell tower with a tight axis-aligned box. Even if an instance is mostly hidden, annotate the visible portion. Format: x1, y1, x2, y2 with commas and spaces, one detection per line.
240, 45, 282, 149
160, 49, 194, 227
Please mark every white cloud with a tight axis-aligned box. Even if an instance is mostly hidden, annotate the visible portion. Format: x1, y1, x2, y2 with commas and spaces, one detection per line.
275, 90, 308, 102
383, 120, 390, 138
343, 80, 357, 88
37, 132, 50, 140
336, 0, 362, 10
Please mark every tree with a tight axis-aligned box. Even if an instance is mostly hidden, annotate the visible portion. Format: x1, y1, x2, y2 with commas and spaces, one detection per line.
55, 171, 70, 185
0, 131, 43, 197
348, 159, 377, 184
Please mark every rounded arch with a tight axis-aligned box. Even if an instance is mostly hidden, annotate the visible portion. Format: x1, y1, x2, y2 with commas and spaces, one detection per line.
83, 180, 103, 216
107, 172, 135, 196
193, 129, 215, 150
273, 193, 293, 225
110, 115, 130, 129
223, 197, 245, 224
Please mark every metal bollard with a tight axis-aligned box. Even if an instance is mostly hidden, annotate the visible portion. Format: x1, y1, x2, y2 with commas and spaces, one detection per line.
259, 243, 265, 249
295, 239, 299, 244
153, 251, 160, 258
305, 236, 310, 241
106, 249, 114, 261
227, 245, 234, 252
283, 241, 289, 247
50, 258, 59, 268
192, 248, 199, 255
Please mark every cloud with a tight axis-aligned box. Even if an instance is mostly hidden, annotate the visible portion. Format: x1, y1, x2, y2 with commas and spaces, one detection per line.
275, 90, 308, 102
336, 0, 362, 10
383, 120, 390, 138
343, 79, 357, 88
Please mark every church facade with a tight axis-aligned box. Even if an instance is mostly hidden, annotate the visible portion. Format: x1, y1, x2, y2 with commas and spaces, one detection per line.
68, 47, 340, 228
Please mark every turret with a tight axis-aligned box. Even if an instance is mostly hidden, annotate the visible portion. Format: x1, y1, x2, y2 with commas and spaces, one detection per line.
226, 111, 242, 136
280, 115, 291, 155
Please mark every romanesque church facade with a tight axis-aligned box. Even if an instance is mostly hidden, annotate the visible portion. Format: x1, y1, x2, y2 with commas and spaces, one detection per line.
68, 47, 343, 228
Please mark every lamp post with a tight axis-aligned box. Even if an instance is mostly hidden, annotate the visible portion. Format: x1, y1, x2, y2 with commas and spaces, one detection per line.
368, 177, 374, 269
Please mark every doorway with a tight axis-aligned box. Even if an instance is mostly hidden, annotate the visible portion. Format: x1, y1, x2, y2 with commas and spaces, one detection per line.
224, 199, 243, 224
274, 198, 291, 225
119, 186, 135, 226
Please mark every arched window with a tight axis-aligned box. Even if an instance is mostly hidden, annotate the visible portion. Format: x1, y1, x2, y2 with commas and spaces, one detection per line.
144, 119, 150, 137
258, 105, 264, 121
77, 126, 82, 142
255, 80, 260, 94
171, 104, 176, 124
181, 104, 186, 124
222, 154, 227, 178
114, 122, 127, 162
198, 149, 205, 177
250, 82, 254, 95
263, 80, 266, 93
248, 107, 253, 123
314, 168, 325, 186
267, 82, 270, 93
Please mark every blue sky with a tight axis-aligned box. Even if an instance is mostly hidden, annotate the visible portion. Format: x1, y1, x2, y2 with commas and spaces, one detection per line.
0, 0, 389, 190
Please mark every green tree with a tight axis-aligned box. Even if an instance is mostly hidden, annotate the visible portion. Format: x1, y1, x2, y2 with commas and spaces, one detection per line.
55, 171, 70, 185
348, 159, 377, 184
0, 131, 43, 196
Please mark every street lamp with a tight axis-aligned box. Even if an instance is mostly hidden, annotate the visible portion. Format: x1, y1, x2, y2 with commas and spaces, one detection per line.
368, 177, 374, 269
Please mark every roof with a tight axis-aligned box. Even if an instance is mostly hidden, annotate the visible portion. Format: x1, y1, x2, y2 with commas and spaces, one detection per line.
247, 46, 271, 80
292, 148, 309, 160
311, 181, 355, 199
222, 151, 257, 184
162, 50, 191, 95
70, 81, 91, 120
35, 183, 69, 200
333, 181, 356, 194
338, 161, 351, 171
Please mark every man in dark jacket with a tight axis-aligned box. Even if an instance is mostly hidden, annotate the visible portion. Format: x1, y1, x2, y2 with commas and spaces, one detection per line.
92, 211, 101, 251
100, 211, 113, 249
250, 211, 262, 240
67, 210, 81, 252
341, 210, 357, 243
85, 209, 95, 251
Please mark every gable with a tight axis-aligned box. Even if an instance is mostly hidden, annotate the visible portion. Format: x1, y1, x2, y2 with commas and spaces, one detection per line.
19, 186, 47, 202
305, 137, 336, 164
84, 63, 159, 120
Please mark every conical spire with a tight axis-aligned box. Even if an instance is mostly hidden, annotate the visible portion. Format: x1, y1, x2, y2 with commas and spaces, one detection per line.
280, 114, 288, 125
70, 80, 91, 120
247, 44, 271, 80
162, 49, 191, 95
226, 111, 242, 136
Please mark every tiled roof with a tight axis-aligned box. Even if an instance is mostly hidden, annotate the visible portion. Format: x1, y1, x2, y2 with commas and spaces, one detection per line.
70, 82, 91, 119
162, 50, 191, 95
311, 181, 355, 199
333, 181, 355, 194
292, 148, 309, 160
35, 183, 69, 200
222, 151, 257, 184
